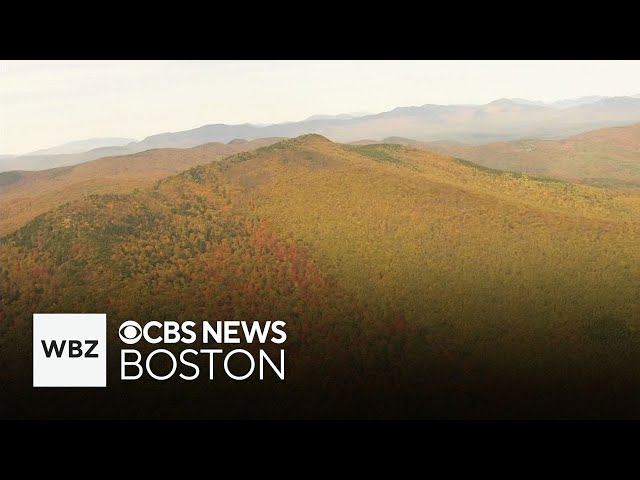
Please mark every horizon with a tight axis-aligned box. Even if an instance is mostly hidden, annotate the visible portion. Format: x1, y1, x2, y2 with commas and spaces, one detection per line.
2, 93, 639, 157
3, 93, 640, 156
2, 60, 640, 155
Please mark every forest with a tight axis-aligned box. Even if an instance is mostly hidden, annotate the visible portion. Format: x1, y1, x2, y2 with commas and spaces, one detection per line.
1, 134, 639, 419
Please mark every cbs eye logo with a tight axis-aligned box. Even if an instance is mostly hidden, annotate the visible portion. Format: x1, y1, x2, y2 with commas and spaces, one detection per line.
119, 320, 142, 344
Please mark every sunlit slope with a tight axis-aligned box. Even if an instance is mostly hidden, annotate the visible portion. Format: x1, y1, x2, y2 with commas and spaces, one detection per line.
221, 136, 640, 363
1, 134, 639, 418
427, 123, 640, 188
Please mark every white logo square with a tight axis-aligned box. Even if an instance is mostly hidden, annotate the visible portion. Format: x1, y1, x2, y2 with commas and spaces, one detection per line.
33, 313, 107, 387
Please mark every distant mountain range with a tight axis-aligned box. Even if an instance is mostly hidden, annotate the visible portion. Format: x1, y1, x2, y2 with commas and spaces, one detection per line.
3, 95, 640, 173
506, 96, 611, 109
0, 145, 141, 172
130, 96, 640, 150
25, 137, 135, 156
304, 112, 371, 121
422, 123, 640, 189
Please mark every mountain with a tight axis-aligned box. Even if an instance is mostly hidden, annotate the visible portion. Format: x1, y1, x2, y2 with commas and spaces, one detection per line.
551, 95, 608, 109
127, 96, 640, 149
423, 123, 640, 188
0, 138, 283, 236
25, 137, 135, 156
304, 112, 371, 121
2, 134, 639, 419
509, 98, 547, 107
511, 96, 610, 109
5, 96, 640, 174
381, 136, 429, 145
0, 145, 136, 172
304, 113, 355, 121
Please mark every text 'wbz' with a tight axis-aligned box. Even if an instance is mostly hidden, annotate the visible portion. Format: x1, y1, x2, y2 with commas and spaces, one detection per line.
120, 320, 286, 382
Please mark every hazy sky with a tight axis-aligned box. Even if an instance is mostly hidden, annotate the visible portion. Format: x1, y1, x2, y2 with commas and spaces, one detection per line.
2, 60, 639, 154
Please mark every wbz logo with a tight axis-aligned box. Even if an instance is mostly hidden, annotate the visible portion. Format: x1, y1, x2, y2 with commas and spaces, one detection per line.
33, 313, 106, 387
41, 339, 99, 358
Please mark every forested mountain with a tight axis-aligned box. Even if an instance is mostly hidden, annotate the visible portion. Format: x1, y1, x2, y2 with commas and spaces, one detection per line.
0, 138, 283, 236
424, 123, 640, 188
1, 135, 639, 419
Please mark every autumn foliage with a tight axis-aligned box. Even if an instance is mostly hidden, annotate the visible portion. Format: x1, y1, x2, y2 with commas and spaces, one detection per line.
1, 135, 639, 419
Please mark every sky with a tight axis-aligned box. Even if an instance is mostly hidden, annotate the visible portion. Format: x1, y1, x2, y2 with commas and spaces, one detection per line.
2, 60, 640, 155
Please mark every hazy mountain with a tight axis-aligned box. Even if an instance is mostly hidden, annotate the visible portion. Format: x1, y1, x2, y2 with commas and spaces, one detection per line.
0, 138, 283, 236
551, 95, 608, 109
511, 96, 610, 109
423, 123, 640, 188
129, 96, 640, 149
509, 98, 547, 106
2, 135, 639, 419
304, 112, 371, 121
304, 113, 355, 121
381, 136, 423, 145
2, 138, 136, 173
0, 145, 136, 173
26, 137, 135, 156
5, 95, 640, 174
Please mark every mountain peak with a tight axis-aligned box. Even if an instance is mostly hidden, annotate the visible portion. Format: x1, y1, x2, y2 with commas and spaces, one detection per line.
292, 134, 333, 145
485, 98, 522, 108
305, 113, 353, 121
594, 96, 640, 106
25, 137, 136, 157
509, 98, 547, 107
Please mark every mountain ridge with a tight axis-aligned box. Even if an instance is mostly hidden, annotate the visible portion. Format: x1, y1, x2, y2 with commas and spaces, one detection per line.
0, 137, 284, 236
25, 137, 136, 156
2, 133, 639, 418
5, 95, 640, 173
419, 123, 640, 188
129, 96, 640, 150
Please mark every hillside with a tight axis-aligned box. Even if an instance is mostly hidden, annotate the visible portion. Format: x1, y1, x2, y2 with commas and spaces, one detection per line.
426, 123, 640, 188
0, 138, 283, 236
1, 135, 639, 419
